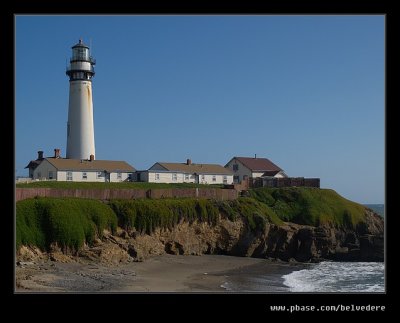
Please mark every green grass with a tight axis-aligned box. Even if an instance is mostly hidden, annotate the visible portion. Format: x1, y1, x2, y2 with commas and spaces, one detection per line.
248, 187, 366, 228
109, 199, 220, 234
16, 197, 117, 252
231, 197, 283, 231
16, 181, 223, 189
110, 198, 283, 235
16, 195, 286, 252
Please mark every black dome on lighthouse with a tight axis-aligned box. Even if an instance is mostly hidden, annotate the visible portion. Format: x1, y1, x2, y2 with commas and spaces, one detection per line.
72, 39, 89, 49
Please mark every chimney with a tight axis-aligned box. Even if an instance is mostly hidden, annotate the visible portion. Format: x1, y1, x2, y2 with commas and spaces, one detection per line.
254, 154, 257, 159
187, 159, 192, 165
89, 154, 94, 162
54, 148, 60, 158
37, 150, 44, 160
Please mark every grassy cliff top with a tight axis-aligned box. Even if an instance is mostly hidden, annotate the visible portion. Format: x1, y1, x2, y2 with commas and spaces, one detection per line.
16, 187, 368, 252
16, 197, 281, 252
16, 181, 223, 189
248, 187, 366, 227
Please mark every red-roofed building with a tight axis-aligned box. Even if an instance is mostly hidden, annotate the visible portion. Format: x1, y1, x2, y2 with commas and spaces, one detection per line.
225, 156, 287, 184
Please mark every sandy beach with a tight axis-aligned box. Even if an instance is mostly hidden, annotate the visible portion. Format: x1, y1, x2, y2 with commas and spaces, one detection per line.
15, 254, 307, 293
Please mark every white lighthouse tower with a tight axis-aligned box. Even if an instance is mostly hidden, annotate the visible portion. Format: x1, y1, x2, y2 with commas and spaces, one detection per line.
66, 39, 96, 160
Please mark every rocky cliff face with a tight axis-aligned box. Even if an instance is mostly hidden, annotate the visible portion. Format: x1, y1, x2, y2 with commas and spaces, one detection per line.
17, 209, 383, 264
90, 209, 383, 263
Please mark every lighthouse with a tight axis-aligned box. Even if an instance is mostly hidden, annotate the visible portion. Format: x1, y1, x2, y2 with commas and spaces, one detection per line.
66, 39, 96, 160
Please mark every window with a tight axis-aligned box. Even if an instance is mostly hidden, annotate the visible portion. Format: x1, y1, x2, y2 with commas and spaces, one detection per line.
67, 171, 73, 181
155, 173, 160, 180
96, 171, 102, 179
233, 164, 239, 171
185, 174, 189, 181
117, 172, 122, 180
48, 171, 53, 180
201, 175, 205, 181
223, 175, 228, 184
172, 173, 178, 181
72, 47, 89, 60
82, 172, 87, 180
212, 175, 217, 182
233, 175, 239, 183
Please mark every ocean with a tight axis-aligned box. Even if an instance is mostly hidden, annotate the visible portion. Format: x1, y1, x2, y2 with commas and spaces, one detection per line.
364, 204, 384, 217
219, 204, 385, 293
220, 261, 385, 293
282, 261, 385, 292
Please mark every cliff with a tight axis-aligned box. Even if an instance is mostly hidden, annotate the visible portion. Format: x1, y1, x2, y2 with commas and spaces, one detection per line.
16, 188, 384, 264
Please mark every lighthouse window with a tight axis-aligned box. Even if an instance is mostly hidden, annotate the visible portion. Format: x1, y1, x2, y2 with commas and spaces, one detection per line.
73, 47, 88, 60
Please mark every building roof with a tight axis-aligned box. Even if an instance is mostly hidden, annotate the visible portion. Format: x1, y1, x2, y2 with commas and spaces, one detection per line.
153, 162, 233, 175
24, 160, 42, 169
229, 156, 282, 172
45, 158, 135, 172
72, 39, 89, 49
262, 170, 281, 177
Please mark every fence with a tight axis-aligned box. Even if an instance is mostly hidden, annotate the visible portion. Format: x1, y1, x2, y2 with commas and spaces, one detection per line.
15, 187, 238, 202
251, 177, 320, 188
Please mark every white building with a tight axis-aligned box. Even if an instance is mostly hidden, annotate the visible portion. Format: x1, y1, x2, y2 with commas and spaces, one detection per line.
225, 156, 287, 183
25, 149, 135, 182
137, 159, 233, 185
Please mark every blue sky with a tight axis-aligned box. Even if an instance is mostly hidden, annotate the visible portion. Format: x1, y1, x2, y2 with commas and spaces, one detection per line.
15, 15, 384, 204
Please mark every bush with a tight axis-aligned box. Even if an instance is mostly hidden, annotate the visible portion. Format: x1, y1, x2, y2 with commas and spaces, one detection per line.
16, 197, 117, 252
